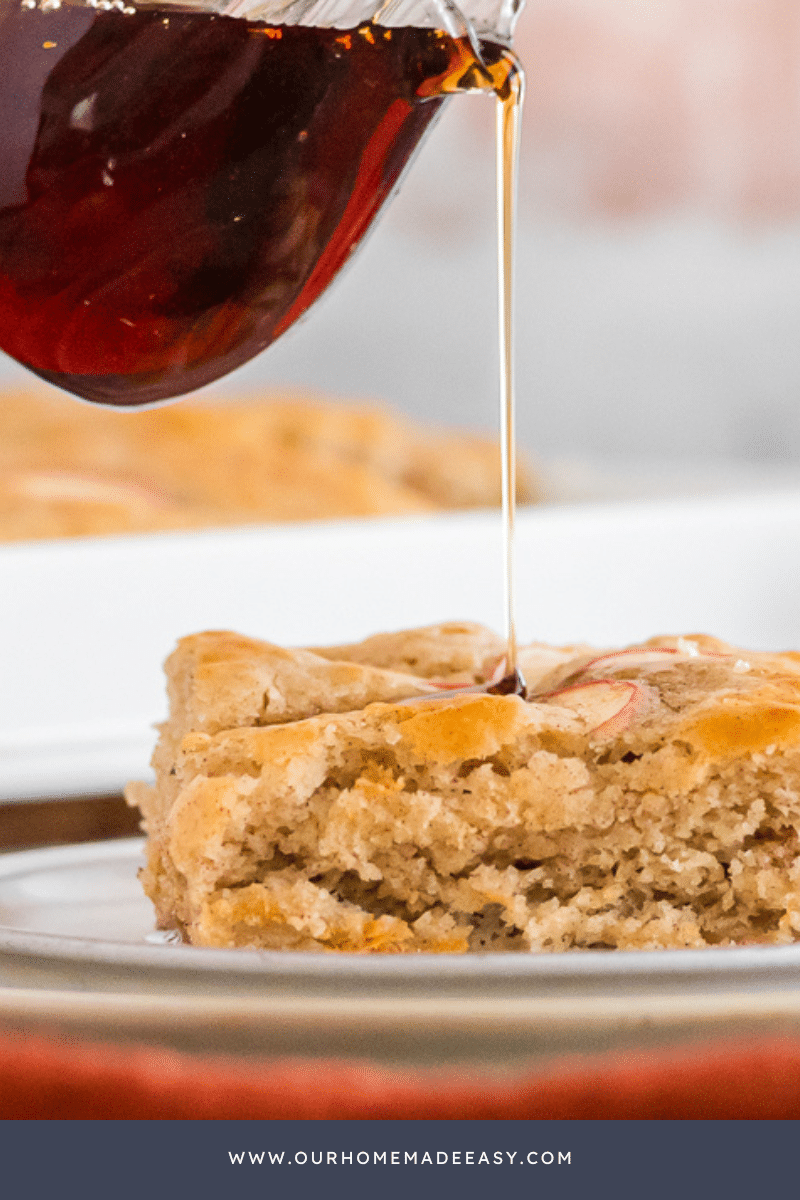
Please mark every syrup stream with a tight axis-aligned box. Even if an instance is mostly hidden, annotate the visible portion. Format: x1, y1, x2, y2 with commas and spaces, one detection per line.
206, 32, 527, 701
489, 62, 525, 697
419, 39, 525, 698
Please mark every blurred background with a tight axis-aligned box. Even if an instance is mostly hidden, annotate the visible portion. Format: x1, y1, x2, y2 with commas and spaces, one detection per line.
240, 0, 800, 493
6, 0, 800, 493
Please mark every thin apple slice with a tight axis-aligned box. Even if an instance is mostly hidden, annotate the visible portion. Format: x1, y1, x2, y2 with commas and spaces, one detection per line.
540, 678, 653, 737
574, 643, 733, 679
8, 469, 173, 510
424, 677, 478, 691
428, 654, 507, 692
578, 647, 682, 674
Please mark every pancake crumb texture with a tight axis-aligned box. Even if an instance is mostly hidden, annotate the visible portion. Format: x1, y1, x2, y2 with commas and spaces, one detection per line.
125, 624, 800, 953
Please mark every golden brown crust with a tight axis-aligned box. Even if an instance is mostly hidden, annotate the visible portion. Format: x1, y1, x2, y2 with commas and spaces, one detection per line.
127, 624, 800, 954
0, 391, 538, 540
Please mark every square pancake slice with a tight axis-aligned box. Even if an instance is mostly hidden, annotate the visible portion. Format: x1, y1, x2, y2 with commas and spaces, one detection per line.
126, 623, 800, 953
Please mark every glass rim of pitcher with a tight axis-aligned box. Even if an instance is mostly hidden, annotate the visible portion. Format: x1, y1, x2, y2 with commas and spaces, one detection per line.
24, 0, 524, 43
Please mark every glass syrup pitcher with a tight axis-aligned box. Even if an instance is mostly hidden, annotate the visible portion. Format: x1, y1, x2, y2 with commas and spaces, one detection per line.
0, 0, 523, 406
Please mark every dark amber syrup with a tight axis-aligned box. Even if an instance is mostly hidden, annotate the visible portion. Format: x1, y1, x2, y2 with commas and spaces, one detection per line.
0, 4, 511, 408
491, 59, 525, 696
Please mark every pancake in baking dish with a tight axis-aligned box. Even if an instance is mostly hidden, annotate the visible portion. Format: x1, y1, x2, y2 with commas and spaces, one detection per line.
0, 391, 538, 540
126, 623, 800, 953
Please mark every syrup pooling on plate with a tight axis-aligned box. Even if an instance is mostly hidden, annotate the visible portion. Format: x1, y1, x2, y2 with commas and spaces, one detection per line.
0, 2, 508, 406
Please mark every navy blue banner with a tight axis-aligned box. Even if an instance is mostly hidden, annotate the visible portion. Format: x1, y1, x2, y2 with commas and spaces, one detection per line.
0, 1119, 795, 1200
